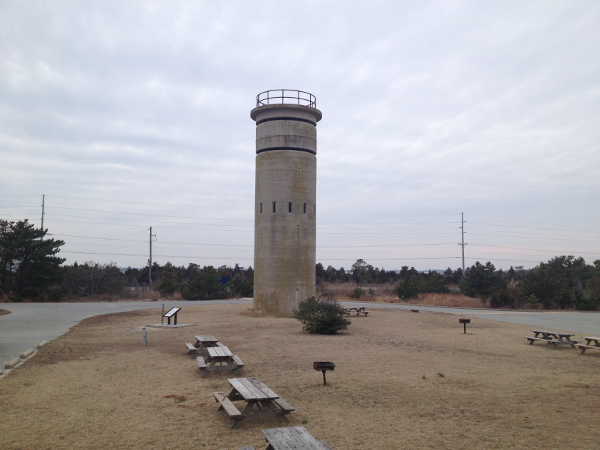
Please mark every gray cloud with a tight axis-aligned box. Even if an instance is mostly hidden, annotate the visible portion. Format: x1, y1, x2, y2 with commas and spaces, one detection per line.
1, 1, 599, 270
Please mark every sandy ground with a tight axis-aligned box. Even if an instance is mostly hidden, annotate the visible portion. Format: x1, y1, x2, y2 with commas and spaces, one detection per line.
0, 304, 599, 450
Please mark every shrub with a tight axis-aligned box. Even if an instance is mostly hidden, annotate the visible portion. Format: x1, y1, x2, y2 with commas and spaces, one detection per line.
525, 294, 540, 308
293, 296, 351, 335
575, 296, 599, 311
460, 261, 507, 299
181, 265, 227, 300
155, 264, 180, 296
228, 274, 253, 297
419, 271, 450, 294
349, 287, 365, 299
396, 277, 419, 300
62, 262, 124, 297
489, 288, 522, 309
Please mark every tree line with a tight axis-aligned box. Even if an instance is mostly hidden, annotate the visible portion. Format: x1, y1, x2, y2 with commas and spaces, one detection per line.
0, 219, 253, 301
2, 218, 599, 310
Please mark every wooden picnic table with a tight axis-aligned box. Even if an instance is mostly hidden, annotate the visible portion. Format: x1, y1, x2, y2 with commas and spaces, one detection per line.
214, 377, 294, 429
343, 306, 369, 316
198, 345, 244, 378
185, 335, 220, 355
576, 336, 600, 354
260, 426, 333, 450
194, 335, 219, 347
526, 330, 579, 348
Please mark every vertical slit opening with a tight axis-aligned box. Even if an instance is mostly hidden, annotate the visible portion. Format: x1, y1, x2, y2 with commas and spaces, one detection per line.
288, 202, 292, 213
272, 202, 276, 213
260, 202, 262, 214
303, 203, 307, 214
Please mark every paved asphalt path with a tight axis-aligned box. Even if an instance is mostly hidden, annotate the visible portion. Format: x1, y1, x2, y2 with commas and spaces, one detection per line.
0, 300, 248, 371
343, 302, 600, 335
1, 299, 599, 371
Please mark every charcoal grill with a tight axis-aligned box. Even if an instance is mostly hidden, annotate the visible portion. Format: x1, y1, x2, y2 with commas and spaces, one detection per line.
313, 362, 335, 386
459, 318, 471, 334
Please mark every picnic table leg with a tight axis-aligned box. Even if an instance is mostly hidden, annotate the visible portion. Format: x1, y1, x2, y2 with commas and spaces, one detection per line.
240, 401, 256, 415
226, 388, 238, 401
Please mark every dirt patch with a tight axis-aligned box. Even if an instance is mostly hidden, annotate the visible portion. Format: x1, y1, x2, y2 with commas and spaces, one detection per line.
0, 308, 11, 316
0, 305, 599, 449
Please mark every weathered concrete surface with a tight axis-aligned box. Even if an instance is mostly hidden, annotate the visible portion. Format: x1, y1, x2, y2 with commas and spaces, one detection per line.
251, 102, 322, 317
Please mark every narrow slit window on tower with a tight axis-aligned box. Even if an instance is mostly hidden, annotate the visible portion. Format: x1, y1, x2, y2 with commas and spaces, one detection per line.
260, 202, 263, 214
303, 203, 307, 214
272, 202, 276, 213
288, 202, 292, 213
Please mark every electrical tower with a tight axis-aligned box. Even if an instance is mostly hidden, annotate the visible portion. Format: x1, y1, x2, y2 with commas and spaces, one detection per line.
40, 194, 45, 240
149, 227, 156, 289
459, 212, 468, 274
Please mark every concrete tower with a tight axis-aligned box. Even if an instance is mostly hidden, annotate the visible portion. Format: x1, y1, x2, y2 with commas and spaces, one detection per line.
251, 90, 322, 317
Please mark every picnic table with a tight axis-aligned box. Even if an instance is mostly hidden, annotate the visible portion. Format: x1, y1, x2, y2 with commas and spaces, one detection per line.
185, 335, 220, 355
214, 377, 294, 429
343, 306, 369, 316
525, 330, 579, 348
239, 426, 333, 450
197, 345, 244, 378
576, 336, 600, 354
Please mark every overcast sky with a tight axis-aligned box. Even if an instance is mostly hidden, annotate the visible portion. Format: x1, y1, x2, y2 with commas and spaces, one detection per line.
1, 1, 599, 272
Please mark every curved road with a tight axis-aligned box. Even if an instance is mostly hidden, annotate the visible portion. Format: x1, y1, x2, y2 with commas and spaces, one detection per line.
1, 300, 599, 371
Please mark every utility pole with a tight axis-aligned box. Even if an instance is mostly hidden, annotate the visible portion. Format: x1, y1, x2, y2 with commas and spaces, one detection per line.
149, 227, 156, 289
458, 212, 468, 275
41, 194, 45, 240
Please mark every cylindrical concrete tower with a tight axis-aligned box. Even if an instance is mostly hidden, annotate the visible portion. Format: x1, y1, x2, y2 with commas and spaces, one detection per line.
251, 90, 322, 317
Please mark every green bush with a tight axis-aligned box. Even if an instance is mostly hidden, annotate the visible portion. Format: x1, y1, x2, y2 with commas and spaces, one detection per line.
575, 296, 600, 311
525, 294, 540, 308
460, 261, 507, 299
155, 264, 181, 296
349, 287, 365, 299
396, 277, 419, 300
489, 288, 522, 309
293, 296, 351, 335
228, 275, 253, 297
181, 265, 227, 300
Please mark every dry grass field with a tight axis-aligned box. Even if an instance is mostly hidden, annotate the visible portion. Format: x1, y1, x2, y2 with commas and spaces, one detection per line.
0, 303, 598, 450
319, 284, 487, 309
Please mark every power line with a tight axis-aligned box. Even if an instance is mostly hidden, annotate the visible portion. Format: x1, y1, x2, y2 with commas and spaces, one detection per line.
470, 243, 600, 255
469, 221, 600, 234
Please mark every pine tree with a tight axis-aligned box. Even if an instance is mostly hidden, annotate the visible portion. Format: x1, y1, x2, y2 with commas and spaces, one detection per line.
0, 219, 65, 300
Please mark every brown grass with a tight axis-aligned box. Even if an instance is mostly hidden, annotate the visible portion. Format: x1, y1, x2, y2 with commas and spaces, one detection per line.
401, 292, 486, 308
320, 282, 486, 308
1, 304, 599, 449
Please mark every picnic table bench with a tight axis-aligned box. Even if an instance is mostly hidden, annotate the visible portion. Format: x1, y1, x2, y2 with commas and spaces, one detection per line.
197, 345, 244, 378
214, 377, 294, 429
343, 306, 369, 316
576, 336, 600, 354
163, 307, 181, 325
238, 426, 333, 450
185, 335, 220, 355
525, 330, 579, 348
